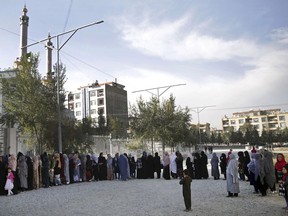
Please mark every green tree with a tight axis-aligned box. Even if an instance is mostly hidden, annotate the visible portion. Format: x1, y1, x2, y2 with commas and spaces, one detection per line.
1, 54, 58, 153
129, 95, 191, 153
250, 127, 260, 145
108, 116, 125, 139
210, 132, 216, 144
217, 133, 223, 144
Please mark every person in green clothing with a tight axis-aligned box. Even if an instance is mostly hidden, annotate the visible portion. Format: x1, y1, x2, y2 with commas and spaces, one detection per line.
179, 169, 192, 212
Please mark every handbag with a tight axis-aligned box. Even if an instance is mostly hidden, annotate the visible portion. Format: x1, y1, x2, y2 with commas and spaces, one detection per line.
279, 185, 285, 196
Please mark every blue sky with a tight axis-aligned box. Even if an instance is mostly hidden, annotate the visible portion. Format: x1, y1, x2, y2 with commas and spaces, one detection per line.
1, 1, 288, 128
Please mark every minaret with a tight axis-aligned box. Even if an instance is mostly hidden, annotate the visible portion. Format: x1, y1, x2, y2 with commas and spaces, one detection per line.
19, 5, 29, 58
46, 33, 53, 81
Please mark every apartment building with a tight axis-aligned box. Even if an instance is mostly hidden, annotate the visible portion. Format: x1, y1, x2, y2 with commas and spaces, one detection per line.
65, 80, 128, 131
222, 109, 288, 134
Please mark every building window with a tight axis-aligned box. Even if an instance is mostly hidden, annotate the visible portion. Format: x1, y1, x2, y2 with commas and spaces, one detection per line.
280, 122, 286, 128
76, 111, 81, 116
98, 98, 104, 106
97, 89, 104, 97
90, 100, 96, 106
91, 109, 97, 115
230, 120, 236, 125
254, 124, 259, 129
75, 93, 80, 99
261, 117, 267, 122
98, 108, 104, 114
253, 118, 259, 123
239, 119, 244, 124
90, 91, 96, 97
68, 95, 74, 101
279, 116, 286, 121
75, 102, 81, 108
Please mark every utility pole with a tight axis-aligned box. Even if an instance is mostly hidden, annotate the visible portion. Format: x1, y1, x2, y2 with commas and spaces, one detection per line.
189, 105, 216, 145
23, 20, 104, 153
132, 83, 186, 101
132, 83, 186, 154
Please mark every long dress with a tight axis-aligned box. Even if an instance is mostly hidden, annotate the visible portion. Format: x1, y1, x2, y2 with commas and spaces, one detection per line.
118, 154, 128, 181
86, 155, 93, 181
263, 151, 276, 191
200, 151, 209, 179
8, 154, 18, 194
107, 157, 114, 180
26, 156, 34, 190
163, 153, 171, 180
170, 153, 177, 178
32, 155, 39, 189
176, 153, 184, 178
147, 155, 154, 179
226, 154, 240, 195
41, 153, 50, 187
98, 155, 107, 180
63, 154, 70, 184
18, 155, 28, 189
136, 158, 143, 179
194, 153, 201, 179
153, 153, 161, 179
5, 172, 14, 191
219, 153, 227, 179
210, 153, 220, 180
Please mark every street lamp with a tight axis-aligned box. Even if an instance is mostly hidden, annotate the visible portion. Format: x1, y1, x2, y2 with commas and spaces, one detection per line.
23, 20, 104, 153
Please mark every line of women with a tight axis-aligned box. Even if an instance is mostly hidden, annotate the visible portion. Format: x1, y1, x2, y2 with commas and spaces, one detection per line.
162, 151, 209, 180
0, 150, 165, 195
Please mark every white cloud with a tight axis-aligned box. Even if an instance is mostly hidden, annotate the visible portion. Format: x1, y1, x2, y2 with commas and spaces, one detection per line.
120, 46, 288, 128
117, 15, 261, 61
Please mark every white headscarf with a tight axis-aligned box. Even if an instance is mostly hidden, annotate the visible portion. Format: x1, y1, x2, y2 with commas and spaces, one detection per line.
226, 154, 239, 184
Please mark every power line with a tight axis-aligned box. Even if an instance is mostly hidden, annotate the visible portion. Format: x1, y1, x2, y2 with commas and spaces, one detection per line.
60, 50, 117, 79
60, 0, 74, 43
0, 25, 138, 91
0, 27, 20, 37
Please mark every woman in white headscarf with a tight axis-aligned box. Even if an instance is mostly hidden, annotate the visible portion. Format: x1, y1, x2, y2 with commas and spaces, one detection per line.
226, 154, 240, 197
170, 152, 177, 179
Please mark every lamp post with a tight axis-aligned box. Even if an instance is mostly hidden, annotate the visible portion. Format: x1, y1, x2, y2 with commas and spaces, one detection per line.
23, 20, 104, 153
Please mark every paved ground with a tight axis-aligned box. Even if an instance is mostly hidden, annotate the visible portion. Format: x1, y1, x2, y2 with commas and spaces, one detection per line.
0, 176, 286, 216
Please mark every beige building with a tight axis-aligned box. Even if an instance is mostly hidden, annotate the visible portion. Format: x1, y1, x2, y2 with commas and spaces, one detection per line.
222, 109, 288, 134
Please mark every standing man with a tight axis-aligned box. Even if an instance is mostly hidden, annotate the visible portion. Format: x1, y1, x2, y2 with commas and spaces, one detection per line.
179, 169, 192, 212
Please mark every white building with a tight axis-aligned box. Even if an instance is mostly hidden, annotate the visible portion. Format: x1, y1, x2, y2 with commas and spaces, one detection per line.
222, 109, 288, 134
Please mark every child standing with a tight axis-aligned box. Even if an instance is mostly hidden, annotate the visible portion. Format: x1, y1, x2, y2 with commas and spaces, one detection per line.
280, 164, 288, 211
179, 169, 192, 212
5, 167, 14, 196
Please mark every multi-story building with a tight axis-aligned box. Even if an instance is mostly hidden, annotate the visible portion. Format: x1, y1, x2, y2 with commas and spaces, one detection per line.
66, 80, 128, 133
222, 109, 288, 134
